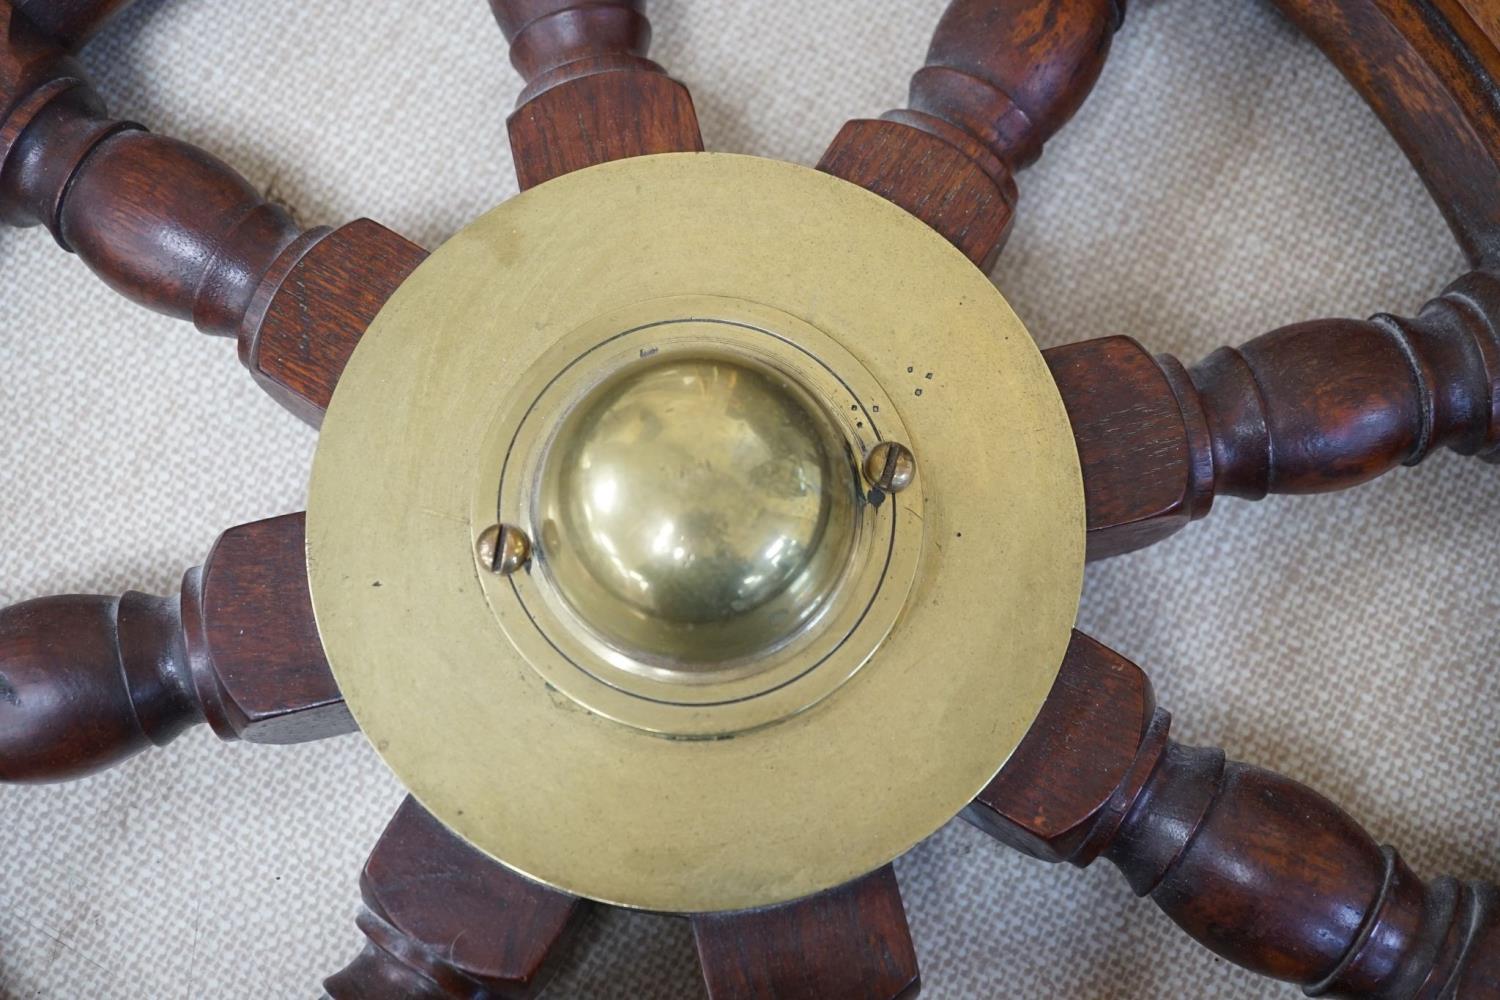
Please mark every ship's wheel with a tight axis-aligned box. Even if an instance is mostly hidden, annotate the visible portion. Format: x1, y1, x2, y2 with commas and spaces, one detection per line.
3, 1, 1500, 997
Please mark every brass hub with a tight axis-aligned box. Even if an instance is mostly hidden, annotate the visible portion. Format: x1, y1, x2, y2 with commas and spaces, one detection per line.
483, 302, 922, 736
307, 153, 1084, 912
541, 352, 853, 670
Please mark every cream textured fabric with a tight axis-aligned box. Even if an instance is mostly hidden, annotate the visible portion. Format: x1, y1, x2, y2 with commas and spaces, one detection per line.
2, 1, 1498, 997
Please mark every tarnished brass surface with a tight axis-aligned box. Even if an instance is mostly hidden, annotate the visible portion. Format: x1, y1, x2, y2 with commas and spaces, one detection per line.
307, 153, 1084, 913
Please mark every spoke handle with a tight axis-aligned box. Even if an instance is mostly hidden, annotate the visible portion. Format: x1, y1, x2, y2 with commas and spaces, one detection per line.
0, 513, 350, 783
489, 0, 660, 104
817, 0, 1124, 269
971, 632, 1500, 997
1105, 734, 1500, 996
1051, 268, 1500, 559
690, 866, 920, 1000
0, 5, 314, 337
905, 0, 1125, 171
0, 590, 200, 781
489, 0, 703, 189
0, 3, 432, 425
1178, 268, 1500, 501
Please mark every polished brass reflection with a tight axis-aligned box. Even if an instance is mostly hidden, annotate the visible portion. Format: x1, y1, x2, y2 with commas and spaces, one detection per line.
475, 523, 531, 576
536, 353, 859, 670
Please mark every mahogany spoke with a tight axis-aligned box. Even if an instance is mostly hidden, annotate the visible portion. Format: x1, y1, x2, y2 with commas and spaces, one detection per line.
489, 0, 704, 190
968, 630, 1500, 996
690, 865, 920, 1000
0, 1, 427, 425
11, 0, 136, 48
241, 219, 428, 423
817, 0, 1124, 269
323, 796, 588, 1000
0, 512, 352, 783
1044, 336, 1205, 560
1049, 267, 1500, 559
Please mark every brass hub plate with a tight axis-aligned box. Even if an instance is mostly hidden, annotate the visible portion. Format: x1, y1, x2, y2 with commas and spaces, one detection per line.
307, 152, 1084, 913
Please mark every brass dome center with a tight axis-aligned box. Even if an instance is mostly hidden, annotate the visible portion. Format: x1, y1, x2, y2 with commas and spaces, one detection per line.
535, 353, 859, 671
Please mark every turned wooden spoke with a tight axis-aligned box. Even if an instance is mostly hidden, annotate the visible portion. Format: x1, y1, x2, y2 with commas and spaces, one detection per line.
0, 512, 351, 782
241, 219, 427, 423
323, 796, 588, 1000
489, 0, 704, 190
10, 0, 135, 48
817, 0, 1124, 268
1050, 268, 1500, 559
1271, 0, 1500, 267
0, 1, 426, 424
690, 865, 919, 1000
968, 631, 1500, 996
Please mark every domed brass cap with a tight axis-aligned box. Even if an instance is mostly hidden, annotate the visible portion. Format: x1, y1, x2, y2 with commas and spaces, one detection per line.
536, 354, 859, 670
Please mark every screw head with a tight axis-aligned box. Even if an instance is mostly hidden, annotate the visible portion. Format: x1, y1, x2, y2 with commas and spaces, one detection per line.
863, 441, 916, 494
477, 523, 532, 575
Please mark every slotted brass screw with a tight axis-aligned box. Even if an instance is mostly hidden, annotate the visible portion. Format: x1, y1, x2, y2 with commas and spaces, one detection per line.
863, 441, 916, 494
476, 523, 532, 575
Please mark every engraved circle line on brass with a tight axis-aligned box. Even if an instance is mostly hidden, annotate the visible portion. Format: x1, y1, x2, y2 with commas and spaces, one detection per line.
499, 316, 894, 708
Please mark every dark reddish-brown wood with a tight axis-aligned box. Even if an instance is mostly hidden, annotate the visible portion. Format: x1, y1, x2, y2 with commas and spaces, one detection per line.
1051, 268, 1500, 559
0, 1, 422, 422
323, 796, 588, 1000
818, 0, 1124, 268
0, 512, 350, 782
241, 220, 428, 425
11, 0, 135, 48
1044, 336, 1208, 559
7, 0, 1500, 995
186, 512, 349, 743
1271, 0, 1500, 267
969, 631, 1500, 996
691, 865, 919, 1000
490, 0, 703, 190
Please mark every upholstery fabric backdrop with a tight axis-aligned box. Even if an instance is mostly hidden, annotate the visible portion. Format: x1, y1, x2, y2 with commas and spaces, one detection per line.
3, 1, 1497, 997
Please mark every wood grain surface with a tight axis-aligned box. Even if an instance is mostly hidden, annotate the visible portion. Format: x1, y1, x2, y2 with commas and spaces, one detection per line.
1050, 268, 1500, 558
323, 796, 588, 1000
0, 513, 349, 782
818, 0, 1124, 268
970, 631, 1500, 996
492, 0, 704, 190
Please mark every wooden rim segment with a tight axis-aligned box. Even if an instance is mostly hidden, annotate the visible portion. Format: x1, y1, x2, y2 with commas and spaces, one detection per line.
1272, 0, 1500, 266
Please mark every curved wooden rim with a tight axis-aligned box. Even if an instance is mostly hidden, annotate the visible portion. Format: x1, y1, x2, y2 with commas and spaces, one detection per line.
1273, 0, 1500, 267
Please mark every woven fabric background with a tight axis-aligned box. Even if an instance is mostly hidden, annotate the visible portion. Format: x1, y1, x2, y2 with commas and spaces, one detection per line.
3, 1, 1498, 997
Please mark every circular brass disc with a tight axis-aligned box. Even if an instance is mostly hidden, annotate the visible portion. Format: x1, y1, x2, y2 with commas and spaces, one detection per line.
307, 152, 1084, 913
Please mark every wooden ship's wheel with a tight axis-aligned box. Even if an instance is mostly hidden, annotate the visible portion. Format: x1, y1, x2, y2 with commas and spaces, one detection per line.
4, 1, 1500, 997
